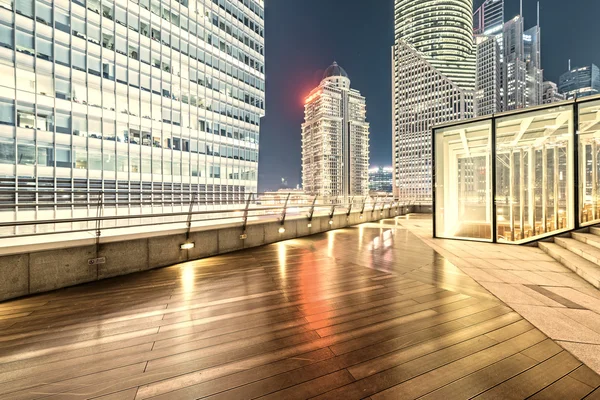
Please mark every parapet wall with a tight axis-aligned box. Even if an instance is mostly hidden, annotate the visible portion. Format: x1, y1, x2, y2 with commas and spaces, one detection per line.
0, 206, 429, 301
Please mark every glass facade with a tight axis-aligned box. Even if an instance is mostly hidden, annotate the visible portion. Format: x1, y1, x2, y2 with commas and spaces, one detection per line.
434, 96, 600, 244
579, 99, 600, 225
434, 120, 492, 241
0, 0, 264, 216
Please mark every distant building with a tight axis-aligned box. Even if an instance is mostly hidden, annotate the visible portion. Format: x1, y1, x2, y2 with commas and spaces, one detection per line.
301, 62, 370, 198
542, 81, 565, 104
369, 167, 393, 194
474, 0, 504, 35
475, 34, 502, 116
392, 0, 475, 202
559, 64, 600, 100
473, 2, 544, 117
503, 15, 543, 111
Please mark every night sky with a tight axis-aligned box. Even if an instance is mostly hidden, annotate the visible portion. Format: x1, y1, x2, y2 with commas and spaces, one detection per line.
258, 0, 600, 192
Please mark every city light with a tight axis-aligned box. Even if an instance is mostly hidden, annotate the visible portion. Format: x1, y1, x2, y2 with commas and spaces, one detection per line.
180, 242, 195, 250
278, 227, 286, 234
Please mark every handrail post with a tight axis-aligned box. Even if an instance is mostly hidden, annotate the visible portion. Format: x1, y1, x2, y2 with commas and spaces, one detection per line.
185, 192, 196, 242
329, 203, 336, 227
307, 195, 318, 223
360, 196, 367, 220
91, 192, 104, 274
346, 196, 355, 217
240, 193, 253, 239
279, 193, 291, 226
371, 196, 378, 216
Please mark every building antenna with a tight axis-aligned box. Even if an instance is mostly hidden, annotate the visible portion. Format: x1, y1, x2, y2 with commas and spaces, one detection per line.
569, 59, 571, 71
520, 0, 523, 16
537, 1, 540, 26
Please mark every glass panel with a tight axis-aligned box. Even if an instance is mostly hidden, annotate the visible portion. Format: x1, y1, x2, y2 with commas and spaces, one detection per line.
495, 105, 574, 243
578, 99, 600, 225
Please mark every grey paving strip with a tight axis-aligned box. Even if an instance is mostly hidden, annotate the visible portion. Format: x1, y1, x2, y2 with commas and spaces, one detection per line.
524, 285, 588, 310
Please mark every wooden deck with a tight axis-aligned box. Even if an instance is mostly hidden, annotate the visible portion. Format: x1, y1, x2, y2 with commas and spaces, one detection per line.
0, 220, 599, 399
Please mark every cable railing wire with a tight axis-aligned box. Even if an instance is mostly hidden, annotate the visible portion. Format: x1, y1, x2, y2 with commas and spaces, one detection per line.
0, 191, 408, 241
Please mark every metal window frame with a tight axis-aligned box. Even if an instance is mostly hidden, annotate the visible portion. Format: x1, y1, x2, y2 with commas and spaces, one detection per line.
433, 94, 600, 244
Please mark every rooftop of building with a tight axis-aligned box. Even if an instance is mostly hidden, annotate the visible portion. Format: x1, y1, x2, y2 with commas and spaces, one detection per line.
323, 61, 348, 80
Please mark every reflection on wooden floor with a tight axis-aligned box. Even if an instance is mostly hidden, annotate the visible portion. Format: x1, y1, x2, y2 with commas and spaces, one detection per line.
0, 220, 599, 399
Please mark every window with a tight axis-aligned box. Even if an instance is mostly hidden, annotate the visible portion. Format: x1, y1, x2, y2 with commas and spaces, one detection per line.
73, 114, 87, 136
16, 69, 35, 92
15, 0, 33, 18
102, 3, 113, 20
0, 99, 14, 126
128, 44, 138, 60
88, 24, 100, 45
102, 32, 114, 50
72, 50, 86, 71
17, 141, 35, 165
55, 43, 70, 66
55, 9, 70, 33
55, 111, 71, 134
0, 23, 13, 49
36, 37, 53, 61
72, 16, 86, 39
55, 76, 71, 100
0, 140, 15, 164
102, 62, 115, 80
37, 74, 54, 97
15, 30, 34, 55
115, 7, 126, 26
17, 104, 35, 128
36, 2, 52, 25
140, 21, 149, 37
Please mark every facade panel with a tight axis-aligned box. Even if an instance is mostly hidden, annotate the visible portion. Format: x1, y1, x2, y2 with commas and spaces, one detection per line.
0, 0, 264, 221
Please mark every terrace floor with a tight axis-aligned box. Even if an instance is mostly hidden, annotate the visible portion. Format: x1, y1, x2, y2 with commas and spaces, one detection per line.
0, 217, 599, 399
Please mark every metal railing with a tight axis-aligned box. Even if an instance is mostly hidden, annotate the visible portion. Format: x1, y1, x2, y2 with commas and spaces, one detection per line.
0, 190, 407, 242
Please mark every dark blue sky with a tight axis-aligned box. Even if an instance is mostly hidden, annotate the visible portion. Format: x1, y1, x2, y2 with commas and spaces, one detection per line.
258, 0, 600, 191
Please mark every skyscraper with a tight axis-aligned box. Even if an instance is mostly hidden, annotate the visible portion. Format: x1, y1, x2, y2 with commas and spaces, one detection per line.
392, 0, 475, 201
559, 64, 600, 100
473, 2, 543, 117
302, 62, 370, 198
542, 81, 565, 104
474, 0, 504, 35
0, 0, 264, 220
368, 166, 393, 194
475, 34, 502, 116
474, 0, 503, 117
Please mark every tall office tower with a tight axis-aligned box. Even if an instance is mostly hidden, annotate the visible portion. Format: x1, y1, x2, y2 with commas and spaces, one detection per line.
542, 81, 565, 104
473, 0, 504, 35
302, 62, 370, 198
392, 0, 476, 201
523, 23, 543, 107
0, 0, 264, 221
503, 15, 543, 111
475, 35, 502, 116
559, 64, 600, 100
368, 166, 393, 194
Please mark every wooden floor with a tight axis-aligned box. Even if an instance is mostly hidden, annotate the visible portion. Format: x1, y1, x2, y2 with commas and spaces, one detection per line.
1, 219, 600, 400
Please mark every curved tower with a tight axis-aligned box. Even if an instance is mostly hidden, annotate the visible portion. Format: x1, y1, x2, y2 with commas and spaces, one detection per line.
392, 0, 476, 201
394, 0, 474, 60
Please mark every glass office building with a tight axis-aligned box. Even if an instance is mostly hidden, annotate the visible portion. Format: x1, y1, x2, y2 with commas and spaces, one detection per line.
559, 64, 600, 100
0, 0, 264, 222
434, 95, 600, 244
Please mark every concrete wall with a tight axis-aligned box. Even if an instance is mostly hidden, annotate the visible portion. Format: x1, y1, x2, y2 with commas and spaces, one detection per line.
0, 207, 422, 302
